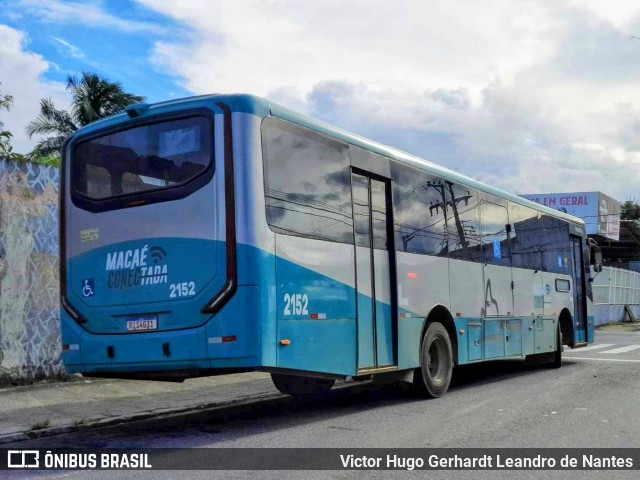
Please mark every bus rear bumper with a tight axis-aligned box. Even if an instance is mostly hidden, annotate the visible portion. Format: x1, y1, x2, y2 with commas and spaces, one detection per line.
60, 287, 262, 376
62, 318, 212, 374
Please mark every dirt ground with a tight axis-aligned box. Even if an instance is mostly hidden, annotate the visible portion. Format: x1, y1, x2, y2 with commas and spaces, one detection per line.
597, 321, 640, 333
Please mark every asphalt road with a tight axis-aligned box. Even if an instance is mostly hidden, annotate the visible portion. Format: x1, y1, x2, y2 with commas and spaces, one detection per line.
7, 330, 640, 480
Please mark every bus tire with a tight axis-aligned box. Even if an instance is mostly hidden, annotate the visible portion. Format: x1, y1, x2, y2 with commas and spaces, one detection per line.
271, 373, 335, 396
550, 324, 562, 369
414, 322, 453, 398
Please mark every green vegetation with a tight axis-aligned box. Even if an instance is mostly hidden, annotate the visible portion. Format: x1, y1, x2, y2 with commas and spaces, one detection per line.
0, 82, 15, 157
29, 419, 51, 431
72, 418, 87, 427
26, 72, 145, 164
621, 200, 640, 221
1, 73, 145, 166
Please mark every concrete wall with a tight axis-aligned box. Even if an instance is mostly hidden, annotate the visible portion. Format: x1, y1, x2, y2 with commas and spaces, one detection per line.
0, 160, 61, 381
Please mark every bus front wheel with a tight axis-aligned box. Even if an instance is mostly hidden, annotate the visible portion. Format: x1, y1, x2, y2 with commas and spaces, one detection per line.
271, 373, 335, 396
414, 322, 453, 398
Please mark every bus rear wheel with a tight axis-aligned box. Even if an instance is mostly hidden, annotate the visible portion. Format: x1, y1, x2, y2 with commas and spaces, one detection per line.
271, 373, 335, 396
414, 322, 453, 398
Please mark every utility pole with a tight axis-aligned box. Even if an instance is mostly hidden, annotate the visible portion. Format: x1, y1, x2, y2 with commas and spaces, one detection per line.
445, 180, 471, 249
401, 179, 475, 252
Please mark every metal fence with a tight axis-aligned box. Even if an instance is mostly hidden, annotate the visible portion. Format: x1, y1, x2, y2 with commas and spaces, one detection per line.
592, 266, 640, 325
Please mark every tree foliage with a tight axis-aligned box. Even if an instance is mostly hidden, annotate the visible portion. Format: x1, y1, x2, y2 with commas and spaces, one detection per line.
0, 82, 12, 115
0, 82, 16, 157
26, 72, 145, 160
0, 83, 59, 165
1, 82, 14, 137
621, 200, 640, 221
66, 72, 144, 125
26, 98, 77, 158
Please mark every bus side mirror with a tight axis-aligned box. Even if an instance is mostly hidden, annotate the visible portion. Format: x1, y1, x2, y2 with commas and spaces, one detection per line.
590, 240, 603, 273
593, 250, 603, 272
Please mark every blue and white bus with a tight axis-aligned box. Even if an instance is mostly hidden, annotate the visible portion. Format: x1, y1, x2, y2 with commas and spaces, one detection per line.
60, 94, 599, 397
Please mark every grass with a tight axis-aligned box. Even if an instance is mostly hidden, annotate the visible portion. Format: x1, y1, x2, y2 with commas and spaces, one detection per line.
29, 419, 51, 431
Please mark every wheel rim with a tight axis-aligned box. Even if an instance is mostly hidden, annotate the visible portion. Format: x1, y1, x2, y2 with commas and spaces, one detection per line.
427, 335, 447, 386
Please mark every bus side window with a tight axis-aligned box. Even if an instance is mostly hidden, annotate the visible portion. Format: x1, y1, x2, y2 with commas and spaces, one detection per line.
479, 194, 510, 266
390, 162, 448, 256
262, 118, 353, 244
446, 183, 481, 263
540, 216, 572, 274
509, 203, 541, 271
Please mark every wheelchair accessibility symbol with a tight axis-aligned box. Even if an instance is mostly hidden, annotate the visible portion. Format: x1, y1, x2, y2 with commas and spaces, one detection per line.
82, 278, 95, 297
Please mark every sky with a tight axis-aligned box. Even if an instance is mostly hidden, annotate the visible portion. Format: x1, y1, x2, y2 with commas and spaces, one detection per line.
1, 0, 639, 201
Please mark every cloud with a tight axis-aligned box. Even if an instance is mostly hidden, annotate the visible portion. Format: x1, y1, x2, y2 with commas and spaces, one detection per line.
16, 0, 165, 35
548, 5, 640, 84
302, 78, 640, 200
50, 36, 84, 59
427, 89, 471, 111
144, 0, 557, 97
0, 24, 68, 154
63, 1, 640, 200
136, 1, 640, 200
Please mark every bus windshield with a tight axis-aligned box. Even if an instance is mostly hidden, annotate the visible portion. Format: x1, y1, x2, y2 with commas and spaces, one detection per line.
71, 115, 212, 201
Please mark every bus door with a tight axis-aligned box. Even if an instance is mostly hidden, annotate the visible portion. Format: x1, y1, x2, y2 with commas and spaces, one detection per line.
351, 171, 396, 370
570, 236, 588, 341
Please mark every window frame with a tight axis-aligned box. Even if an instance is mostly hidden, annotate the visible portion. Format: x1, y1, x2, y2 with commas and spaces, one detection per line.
69, 108, 215, 213
555, 278, 571, 292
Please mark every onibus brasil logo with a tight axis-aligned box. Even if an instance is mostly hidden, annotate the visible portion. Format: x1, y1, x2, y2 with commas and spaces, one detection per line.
105, 245, 168, 290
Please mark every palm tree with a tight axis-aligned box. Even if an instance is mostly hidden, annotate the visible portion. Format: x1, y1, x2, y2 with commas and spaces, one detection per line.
0, 83, 16, 156
26, 98, 77, 157
26, 72, 144, 157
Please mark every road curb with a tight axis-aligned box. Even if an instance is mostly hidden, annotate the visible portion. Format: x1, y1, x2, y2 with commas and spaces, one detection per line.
0, 390, 284, 446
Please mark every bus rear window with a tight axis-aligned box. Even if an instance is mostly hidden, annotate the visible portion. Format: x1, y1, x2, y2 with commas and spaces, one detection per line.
72, 115, 213, 201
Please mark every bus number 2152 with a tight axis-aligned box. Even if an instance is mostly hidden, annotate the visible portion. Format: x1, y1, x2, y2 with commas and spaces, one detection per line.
169, 281, 196, 298
284, 293, 309, 315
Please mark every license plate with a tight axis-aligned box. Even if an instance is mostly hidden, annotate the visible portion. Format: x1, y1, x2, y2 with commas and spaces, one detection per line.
126, 317, 158, 331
